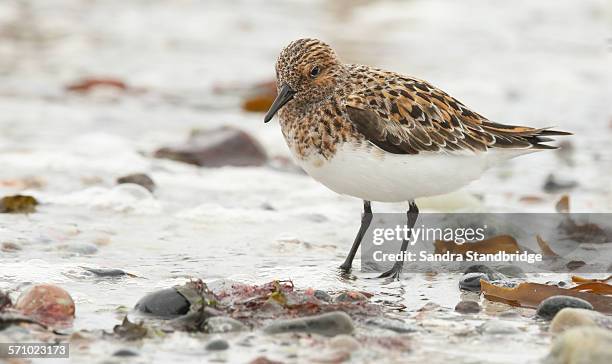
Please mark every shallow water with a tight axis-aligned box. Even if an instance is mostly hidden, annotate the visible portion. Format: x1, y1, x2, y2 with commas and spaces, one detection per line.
1, 0, 611, 363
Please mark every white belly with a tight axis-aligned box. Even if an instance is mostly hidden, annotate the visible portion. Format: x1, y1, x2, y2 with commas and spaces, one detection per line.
296, 142, 527, 202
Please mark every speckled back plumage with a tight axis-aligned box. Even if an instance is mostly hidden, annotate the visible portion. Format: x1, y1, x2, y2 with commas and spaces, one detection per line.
274, 38, 570, 160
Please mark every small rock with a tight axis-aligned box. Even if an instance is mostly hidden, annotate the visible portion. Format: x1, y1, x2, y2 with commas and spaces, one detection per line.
263, 311, 354, 337
365, 317, 416, 333
328, 334, 360, 352
496, 265, 526, 278
206, 338, 229, 351
0, 195, 38, 213
333, 291, 368, 303
550, 308, 612, 334
117, 173, 156, 193
566, 261, 586, 271
314, 290, 331, 302
544, 327, 612, 364
536, 296, 593, 320
204, 316, 248, 333
154, 126, 267, 167
543, 174, 578, 193
135, 280, 216, 318
459, 272, 488, 292
15, 284, 75, 325
113, 349, 139, 357
455, 301, 481, 314
83, 267, 130, 277
135, 288, 190, 317
1, 242, 21, 252
463, 264, 505, 280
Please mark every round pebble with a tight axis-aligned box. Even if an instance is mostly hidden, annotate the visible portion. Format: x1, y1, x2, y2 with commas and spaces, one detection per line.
455, 301, 481, 314
536, 295, 593, 320
206, 338, 229, 351
459, 272, 488, 292
113, 349, 139, 357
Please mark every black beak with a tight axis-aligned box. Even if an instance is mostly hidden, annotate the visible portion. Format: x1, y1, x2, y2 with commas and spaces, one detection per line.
264, 83, 296, 123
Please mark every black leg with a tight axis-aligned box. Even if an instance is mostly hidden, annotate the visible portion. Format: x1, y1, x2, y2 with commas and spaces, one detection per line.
379, 201, 419, 280
339, 200, 372, 272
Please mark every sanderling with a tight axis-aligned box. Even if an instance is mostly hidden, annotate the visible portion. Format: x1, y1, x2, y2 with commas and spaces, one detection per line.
264, 38, 570, 279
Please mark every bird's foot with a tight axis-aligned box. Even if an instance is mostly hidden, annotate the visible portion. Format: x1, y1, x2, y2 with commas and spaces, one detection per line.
378, 262, 403, 280
338, 262, 352, 274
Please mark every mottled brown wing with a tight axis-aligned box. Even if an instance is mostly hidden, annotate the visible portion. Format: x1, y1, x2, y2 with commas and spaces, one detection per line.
345, 78, 570, 155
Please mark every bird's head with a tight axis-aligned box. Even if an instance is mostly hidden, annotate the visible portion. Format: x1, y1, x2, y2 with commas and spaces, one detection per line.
264, 38, 344, 123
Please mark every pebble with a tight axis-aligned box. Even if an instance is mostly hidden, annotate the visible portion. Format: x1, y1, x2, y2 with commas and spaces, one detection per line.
83, 267, 129, 277
204, 316, 248, 333
543, 174, 578, 193
117, 173, 156, 193
544, 327, 612, 364
550, 308, 612, 334
328, 334, 360, 352
206, 338, 229, 351
459, 272, 488, 292
263, 311, 354, 337
333, 291, 368, 303
15, 284, 75, 325
314, 290, 331, 302
1, 242, 21, 252
113, 349, 139, 357
134, 288, 190, 317
536, 296, 593, 320
154, 126, 267, 167
455, 301, 481, 314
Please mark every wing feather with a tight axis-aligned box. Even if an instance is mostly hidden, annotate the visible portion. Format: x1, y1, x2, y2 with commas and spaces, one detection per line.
345, 77, 570, 155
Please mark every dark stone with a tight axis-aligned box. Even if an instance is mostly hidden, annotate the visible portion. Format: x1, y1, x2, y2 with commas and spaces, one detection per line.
134, 288, 190, 317
117, 173, 156, 192
566, 261, 586, 271
314, 290, 331, 302
84, 267, 129, 277
463, 264, 505, 281
536, 295, 594, 320
154, 126, 267, 167
459, 272, 488, 292
543, 174, 578, 193
0, 195, 38, 213
113, 349, 139, 357
263, 311, 354, 337
455, 301, 481, 314
205, 338, 229, 351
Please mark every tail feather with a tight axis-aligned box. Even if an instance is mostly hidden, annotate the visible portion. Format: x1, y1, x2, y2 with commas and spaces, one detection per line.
480, 121, 572, 150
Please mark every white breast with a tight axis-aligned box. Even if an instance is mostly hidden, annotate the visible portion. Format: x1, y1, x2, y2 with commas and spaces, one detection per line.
295, 142, 531, 202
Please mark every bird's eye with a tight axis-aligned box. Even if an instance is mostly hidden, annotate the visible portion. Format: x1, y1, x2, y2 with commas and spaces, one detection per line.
309, 66, 321, 78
